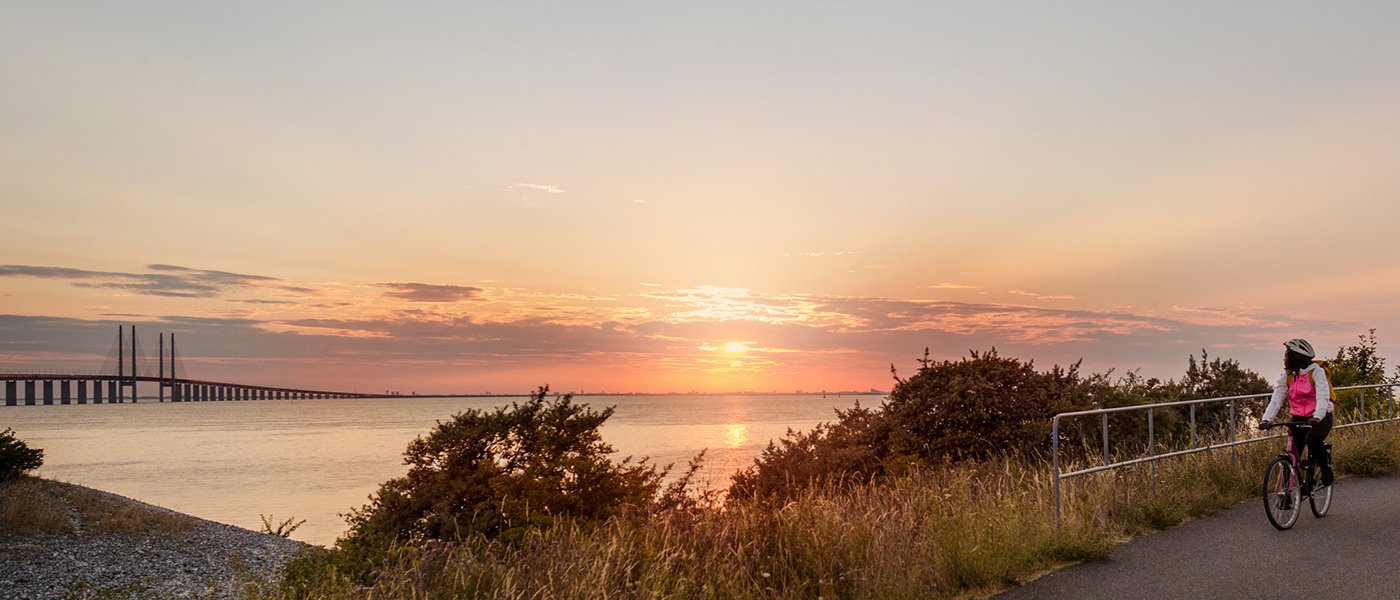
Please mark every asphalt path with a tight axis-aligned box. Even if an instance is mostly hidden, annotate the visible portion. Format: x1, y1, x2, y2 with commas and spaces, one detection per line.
997, 473, 1400, 599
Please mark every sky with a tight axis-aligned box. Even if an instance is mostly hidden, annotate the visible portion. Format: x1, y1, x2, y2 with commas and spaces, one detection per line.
3, 2, 1399, 394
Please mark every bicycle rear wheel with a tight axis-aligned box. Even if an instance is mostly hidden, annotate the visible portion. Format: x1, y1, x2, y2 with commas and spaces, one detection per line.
1310, 472, 1332, 518
1264, 457, 1301, 530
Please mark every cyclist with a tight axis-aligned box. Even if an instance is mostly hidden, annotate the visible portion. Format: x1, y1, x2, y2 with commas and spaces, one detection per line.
1258, 338, 1334, 487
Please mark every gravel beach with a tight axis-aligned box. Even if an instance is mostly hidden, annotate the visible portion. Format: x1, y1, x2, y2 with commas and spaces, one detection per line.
1, 477, 307, 599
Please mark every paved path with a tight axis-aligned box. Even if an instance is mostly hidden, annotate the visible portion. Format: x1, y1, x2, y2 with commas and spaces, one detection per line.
997, 474, 1400, 599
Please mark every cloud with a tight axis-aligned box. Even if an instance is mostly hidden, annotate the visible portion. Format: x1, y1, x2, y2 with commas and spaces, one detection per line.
790, 251, 859, 258
0, 264, 285, 298
515, 183, 565, 194
0, 265, 1374, 393
1009, 289, 1075, 301
146, 264, 277, 285
376, 282, 484, 302
927, 283, 979, 290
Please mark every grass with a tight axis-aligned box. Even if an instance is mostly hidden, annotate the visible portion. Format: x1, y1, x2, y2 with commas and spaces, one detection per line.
0, 476, 70, 537
0, 476, 194, 539
253, 422, 1400, 599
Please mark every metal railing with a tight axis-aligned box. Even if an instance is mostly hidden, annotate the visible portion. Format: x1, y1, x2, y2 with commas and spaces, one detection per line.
1051, 382, 1399, 526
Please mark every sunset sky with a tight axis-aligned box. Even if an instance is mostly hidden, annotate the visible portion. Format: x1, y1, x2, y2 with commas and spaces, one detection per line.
4, 3, 1399, 394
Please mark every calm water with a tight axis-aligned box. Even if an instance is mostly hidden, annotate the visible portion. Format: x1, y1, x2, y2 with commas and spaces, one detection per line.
0, 394, 881, 545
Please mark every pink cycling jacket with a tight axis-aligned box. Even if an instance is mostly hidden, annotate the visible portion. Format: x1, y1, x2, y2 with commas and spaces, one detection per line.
1262, 362, 1333, 421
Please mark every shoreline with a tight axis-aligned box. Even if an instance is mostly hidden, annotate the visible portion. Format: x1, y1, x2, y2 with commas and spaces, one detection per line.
0, 477, 305, 599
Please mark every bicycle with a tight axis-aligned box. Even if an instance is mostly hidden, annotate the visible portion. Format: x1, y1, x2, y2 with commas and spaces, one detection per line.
1261, 421, 1333, 530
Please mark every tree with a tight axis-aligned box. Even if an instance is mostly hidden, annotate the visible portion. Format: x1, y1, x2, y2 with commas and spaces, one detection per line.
1326, 330, 1392, 419
1327, 330, 1388, 387
340, 386, 663, 556
1173, 350, 1271, 432
0, 428, 43, 482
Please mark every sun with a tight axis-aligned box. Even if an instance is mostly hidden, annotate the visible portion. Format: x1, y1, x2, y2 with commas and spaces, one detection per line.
721, 341, 749, 353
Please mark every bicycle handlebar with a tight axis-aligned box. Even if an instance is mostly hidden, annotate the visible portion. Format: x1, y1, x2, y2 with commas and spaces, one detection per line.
1262, 421, 1312, 430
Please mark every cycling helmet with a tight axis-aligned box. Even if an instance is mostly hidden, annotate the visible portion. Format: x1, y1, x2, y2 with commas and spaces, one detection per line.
1284, 338, 1315, 358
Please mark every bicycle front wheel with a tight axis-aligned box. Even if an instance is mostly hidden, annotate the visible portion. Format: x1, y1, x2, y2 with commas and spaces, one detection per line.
1264, 457, 1301, 530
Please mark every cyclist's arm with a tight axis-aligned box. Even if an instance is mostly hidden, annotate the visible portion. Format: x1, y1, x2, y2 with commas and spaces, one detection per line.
1312, 365, 1332, 419
1262, 374, 1288, 422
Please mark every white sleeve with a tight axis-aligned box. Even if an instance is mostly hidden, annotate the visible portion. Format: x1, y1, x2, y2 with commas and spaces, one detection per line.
1263, 374, 1287, 422
1313, 366, 1331, 419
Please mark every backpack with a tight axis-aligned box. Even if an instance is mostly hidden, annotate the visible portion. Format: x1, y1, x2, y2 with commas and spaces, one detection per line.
1311, 359, 1336, 402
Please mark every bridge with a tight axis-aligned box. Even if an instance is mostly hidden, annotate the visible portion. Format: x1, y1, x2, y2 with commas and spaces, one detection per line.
2, 325, 376, 405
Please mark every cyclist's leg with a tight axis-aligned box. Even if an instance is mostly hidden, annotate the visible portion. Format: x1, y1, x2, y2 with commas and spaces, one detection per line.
1289, 416, 1309, 460
1308, 413, 1335, 486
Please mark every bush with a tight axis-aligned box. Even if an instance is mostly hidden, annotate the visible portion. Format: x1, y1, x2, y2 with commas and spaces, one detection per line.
730, 349, 1093, 501
728, 402, 890, 501
883, 349, 1091, 461
337, 386, 663, 571
0, 428, 43, 482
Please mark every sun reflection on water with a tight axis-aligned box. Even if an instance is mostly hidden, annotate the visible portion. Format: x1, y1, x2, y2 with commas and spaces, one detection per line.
725, 423, 748, 448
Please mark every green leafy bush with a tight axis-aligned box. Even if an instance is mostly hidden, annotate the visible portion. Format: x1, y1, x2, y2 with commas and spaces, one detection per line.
337, 386, 663, 567
731, 350, 1094, 501
0, 428, 44, 482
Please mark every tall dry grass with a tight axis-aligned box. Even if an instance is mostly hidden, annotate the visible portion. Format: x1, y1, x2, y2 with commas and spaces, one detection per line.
0, 476, 70, 536
255, 423, 1400, 599
0, 476, 193, 539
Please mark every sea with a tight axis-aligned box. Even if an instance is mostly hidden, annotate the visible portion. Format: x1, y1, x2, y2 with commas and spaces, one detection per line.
0, 393, 884, 546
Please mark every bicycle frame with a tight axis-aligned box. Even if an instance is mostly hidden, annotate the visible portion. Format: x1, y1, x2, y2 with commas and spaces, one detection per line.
1275, 424, 1311, 498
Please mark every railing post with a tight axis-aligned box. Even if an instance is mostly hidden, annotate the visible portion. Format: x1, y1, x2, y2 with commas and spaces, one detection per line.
1229, 399, 1237, 466
1102, 413, 1110, 466
1148, 408, 1156, 494
1361, 389, 1367, 437
1053, 415, 1062, 530
1189, 403, 1197, 449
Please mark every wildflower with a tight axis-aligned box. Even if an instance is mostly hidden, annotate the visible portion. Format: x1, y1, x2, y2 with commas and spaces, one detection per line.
762, 572, 771, 578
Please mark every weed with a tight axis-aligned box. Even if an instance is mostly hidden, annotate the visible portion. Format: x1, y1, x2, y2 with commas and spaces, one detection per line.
261, 514, 307, 538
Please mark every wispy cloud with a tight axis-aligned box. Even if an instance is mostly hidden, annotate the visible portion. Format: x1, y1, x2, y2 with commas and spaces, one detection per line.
927, 283, 979, 290
515, 183, 565, 194
790, 250, 860, 258
0, 264, 283, 298
376, 282, 484, 302
1009, 289, 1075, 301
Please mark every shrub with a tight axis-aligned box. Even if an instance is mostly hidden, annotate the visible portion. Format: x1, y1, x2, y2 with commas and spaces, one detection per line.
883, 349, 1091, 461
337, 386, 663, 571
731, 350, 1092, 501
728, 402, 890, 501
0, 428, 44, 482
